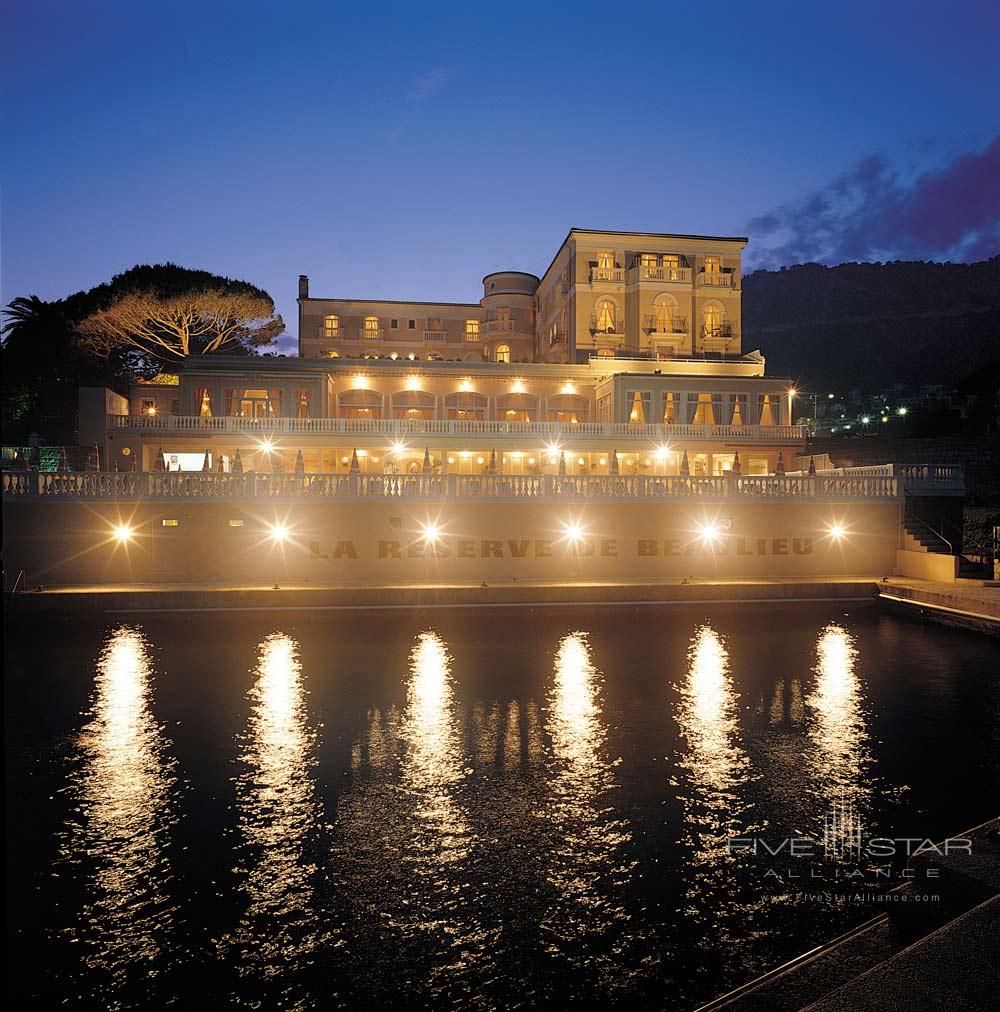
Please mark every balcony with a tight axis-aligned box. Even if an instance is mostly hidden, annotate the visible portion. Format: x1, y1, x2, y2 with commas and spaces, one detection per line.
109, 414, 806, 444
589, 315, 626, 337
642, 314, 688, 335
483, 318, 515, 334
697, 271, 736, 289
631, 265, 692, 284
423, 330, 448, 342
590, 266, 625, 284
359, 328, 383, 341
701, 323, 738, 350
320, 327, 341, 339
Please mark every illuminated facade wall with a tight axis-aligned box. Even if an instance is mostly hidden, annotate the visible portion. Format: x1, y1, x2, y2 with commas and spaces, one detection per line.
298, 229, 745, 365
1, 498, 901, 586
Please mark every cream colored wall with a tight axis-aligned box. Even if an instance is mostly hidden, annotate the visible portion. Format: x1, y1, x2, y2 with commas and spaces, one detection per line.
895, 549, 959, 582
555, 232, 745, 361
3, 498, 901, 585
300, 299, 485, 360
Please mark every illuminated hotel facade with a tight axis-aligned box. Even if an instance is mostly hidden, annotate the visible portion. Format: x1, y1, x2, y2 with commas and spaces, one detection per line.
103, 228, 807, 478
9, 228, 961, 587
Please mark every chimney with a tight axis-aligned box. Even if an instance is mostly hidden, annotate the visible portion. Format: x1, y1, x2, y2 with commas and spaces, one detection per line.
298, 274, 309, 299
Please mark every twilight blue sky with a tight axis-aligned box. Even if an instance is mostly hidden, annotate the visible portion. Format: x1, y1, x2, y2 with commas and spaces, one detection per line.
3, 0, 999, 352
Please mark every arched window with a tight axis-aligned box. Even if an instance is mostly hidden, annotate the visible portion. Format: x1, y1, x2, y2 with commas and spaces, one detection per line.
703, 303, 722, 337
595, 299, 617, 333
338, 389, 382, 420
494, 344, 511, 364
653, 295, 678, 333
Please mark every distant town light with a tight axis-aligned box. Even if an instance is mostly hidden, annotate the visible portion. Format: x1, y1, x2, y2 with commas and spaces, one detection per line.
898, 407, 908, 416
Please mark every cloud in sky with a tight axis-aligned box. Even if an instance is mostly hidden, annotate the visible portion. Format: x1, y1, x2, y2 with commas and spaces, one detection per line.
406, 66, 453, 105
746, 134, 1000, 268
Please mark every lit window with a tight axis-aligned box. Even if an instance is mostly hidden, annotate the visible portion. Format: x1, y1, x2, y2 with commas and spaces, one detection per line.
494, 344, 511, 364
655, 299, 675, 333
703, 303, 722, 337
640, 253, 657, 270
596, 347, 615, 358
465, 319, 480, 341
161, 518, 179, 527
595, 298, 617, 333
363, 315, 379, 338
704, 255, 721, 275
227, 519, 245, 527
663, 254, 680, 269
597, 250, 614, 270
324, 314, 340, 336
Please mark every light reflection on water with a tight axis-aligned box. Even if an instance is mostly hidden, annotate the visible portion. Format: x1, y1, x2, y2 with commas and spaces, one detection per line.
223, 632, 329, 1003
540, 633, 636, 967
401, 631, 472, 865
804, 624, 876, 842
60, 626, 179, 993
23, 608, 996, 1010
673, 625, 757, 950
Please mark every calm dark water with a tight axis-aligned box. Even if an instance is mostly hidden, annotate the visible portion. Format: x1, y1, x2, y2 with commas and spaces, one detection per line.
5, 603, 1000, 1010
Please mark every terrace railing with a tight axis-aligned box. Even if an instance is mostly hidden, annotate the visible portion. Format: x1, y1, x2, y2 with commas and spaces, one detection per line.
109, 415, 807, 442
2, 471, 901, 502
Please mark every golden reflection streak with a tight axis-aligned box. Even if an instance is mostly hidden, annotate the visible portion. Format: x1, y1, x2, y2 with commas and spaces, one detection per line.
225, 632, 324, 986
400, 630, 471, 864
65, 626, 178, 983
805, 624, 873, 810
673, 625, 756, 940
543, 633, 631, 930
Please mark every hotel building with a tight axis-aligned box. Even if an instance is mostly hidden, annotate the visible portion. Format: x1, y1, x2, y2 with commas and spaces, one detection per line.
102, 228, 804, 479
9, 227, 964, 587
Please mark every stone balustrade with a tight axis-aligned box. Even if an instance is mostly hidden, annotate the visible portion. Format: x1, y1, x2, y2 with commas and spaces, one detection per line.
2, 470, 901, 502
109, 415, 807, 442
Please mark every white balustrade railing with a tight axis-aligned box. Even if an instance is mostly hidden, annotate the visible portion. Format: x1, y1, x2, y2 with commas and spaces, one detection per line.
2, 471, 900, 501
109, 415, 807, 442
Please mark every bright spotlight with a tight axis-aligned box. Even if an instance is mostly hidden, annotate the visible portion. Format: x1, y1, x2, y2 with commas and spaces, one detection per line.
654, 444, 671, 461
421, 522, 441, 543
259, 437, 274, 453
390, 439, 407, 456
268, 522, 290, 543
545, 441, 561, 459
861, 415, 870, 424
696, 520, 721, 544
828, 523, 846, 540
563, 522, 584, 542
898, 407, 908, 416
112, 523, 134, 543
